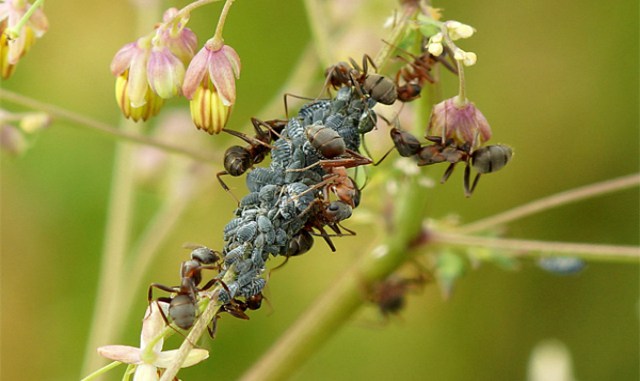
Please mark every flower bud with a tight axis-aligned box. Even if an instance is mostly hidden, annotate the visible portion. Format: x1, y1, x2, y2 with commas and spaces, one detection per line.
183, 39, 241, 134
111, 39, 164, 121
0, 0, 49, 79
427, 96, 492, 150
446, 21, 475, 40
147, 46, 185, 99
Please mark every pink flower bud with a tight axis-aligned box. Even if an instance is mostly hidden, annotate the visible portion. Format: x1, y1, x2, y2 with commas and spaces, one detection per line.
427, 96, 492, 151
183, 40, 241, 134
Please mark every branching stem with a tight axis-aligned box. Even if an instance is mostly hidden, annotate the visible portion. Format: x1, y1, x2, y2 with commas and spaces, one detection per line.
0, 89, 219, 162
456, 173, 640, 234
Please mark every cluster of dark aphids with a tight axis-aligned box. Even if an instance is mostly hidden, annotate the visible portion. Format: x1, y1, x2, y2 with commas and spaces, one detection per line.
148, 57, 394, 331
148, 50, 513, 331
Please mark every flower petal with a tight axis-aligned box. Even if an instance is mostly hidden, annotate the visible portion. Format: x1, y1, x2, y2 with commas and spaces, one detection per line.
153, 348, 210, 368
208, 50, 236, 106
133, 364, 159, 381
97, 345, 142, 364
182, 46, 210, 99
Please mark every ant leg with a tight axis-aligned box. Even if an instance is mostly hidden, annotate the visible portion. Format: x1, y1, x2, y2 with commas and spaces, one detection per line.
463, 162, 472, 197
314, 225, 337, 252
362, 53, 377, 73
216, 171, 240, 204
148, 283, 179, 302
440, 162, 457, 184
283, 93, 317, 118
221, 128, 273, 149
207, 314, 219, 339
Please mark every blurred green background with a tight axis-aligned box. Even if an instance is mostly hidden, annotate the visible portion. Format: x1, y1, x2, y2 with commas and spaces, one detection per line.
1, 0, 638, 380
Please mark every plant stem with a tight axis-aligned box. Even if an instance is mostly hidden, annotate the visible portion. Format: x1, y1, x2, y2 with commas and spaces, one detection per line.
212, 0, 235, 44
0, 89, 218, 162
81, 119, 139, 376
431, 232, 640, 263
456, 173, 640, 234
241, 172, 430, 381
5, 0, 45, 39
303, 0, 334, 68
81, 2, 163, 376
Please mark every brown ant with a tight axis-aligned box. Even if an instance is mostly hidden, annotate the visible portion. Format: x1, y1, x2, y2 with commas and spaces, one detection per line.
208, 292, 266, 338
388, 41, 458, 102
148, 246, 224, 331
324, 54, 397, 106
382, 127, 512, 196
368, 273, 428, 319
217, 118, 287, 195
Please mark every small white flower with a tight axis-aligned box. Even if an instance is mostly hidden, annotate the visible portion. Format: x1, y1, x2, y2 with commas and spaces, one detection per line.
453, 48, 477, 66
446, 21, 475, 40
97, 302, 209, 381
427, 42, 444, 56
426, 33, 444, 56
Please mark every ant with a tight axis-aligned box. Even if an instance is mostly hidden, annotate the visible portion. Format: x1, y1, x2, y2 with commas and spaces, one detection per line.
208, 292, 267, 338
324, 54, 397, 106
383, 126, 512, 196
217, 118, 287, 195
368, 273, 428, 319
147, 246, 224, 331
388, 41, 458, 102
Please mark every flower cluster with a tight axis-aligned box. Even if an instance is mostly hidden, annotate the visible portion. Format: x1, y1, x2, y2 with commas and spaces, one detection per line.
426, 20, 477, 67
110, 8, 197, 122
0, 0, 48, 79
110, 2, 241, 134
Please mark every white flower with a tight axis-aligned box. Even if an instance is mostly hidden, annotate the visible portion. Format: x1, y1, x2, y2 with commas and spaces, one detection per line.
425, 33, 444, 56
453, 48, 477, 66
446, 21, 475, 40
97, 302, 209, 381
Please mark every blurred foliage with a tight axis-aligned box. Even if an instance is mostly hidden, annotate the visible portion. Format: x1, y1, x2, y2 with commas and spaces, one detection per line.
1, 0, 638, 380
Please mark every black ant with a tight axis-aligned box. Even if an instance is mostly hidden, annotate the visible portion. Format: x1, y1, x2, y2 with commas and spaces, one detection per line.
217, 118, 287, 195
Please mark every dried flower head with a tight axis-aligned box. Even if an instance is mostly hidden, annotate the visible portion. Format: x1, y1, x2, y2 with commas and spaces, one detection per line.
427, 96, 492, 151
0, 0, 48, 79
182, 38, 241, 134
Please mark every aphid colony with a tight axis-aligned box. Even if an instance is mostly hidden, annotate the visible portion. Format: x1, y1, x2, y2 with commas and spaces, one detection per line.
149, 52, 513, 330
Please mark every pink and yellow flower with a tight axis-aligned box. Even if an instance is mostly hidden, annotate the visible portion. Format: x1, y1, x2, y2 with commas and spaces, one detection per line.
182, 39, 240, 134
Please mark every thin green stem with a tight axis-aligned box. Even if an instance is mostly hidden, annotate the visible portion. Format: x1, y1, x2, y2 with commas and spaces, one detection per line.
303, 0, 334, 68
175, 0, 219, 20
81, 1, 163, 376
81, 119, 139, 376
80, 361, 123, 381
0, 89, 218, 162
5, 0, 45, 39
456, 173, 640, 234
212, 0, 235, 45
431, 231, 640, 263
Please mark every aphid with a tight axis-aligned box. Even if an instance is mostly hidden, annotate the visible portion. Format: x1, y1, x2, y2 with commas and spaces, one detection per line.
246, 167, 284, 192
236, 221, 258, 243
148, 246, 224, 330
